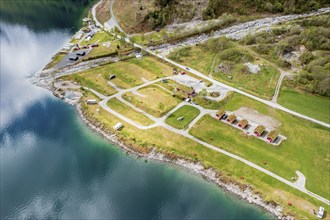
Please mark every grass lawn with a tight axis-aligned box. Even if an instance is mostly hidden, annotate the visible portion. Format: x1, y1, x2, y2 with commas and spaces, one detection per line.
167, 41, 280, 100
103, 62, 161, 89
80, 31, 115, 47
156, 79, 193, 99
168, 46, 214, 74
278, 87, 330, 124
102, 57, 173, 89
107, 98, 154, 126
82, 43, 117, 60
81, 93, 329, 219
131, 32, 165, 45
67, 56, 171, 91
122, 86, 181, 117
165, 105, 200, 129
60, 71, 117, 96
213, 63, 280, 100
127, 56, 173, 77
82, 40, 132, 61
44, 53, 66, 69
193, 91, 234, 110
189, 93, 330, 199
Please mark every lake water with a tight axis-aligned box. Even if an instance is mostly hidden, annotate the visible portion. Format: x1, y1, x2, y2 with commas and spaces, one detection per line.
0, 1, 273, 219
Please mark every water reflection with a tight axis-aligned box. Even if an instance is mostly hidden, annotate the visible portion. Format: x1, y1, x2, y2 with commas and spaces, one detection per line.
0, 2, 273, 219
0, 22, 69, 128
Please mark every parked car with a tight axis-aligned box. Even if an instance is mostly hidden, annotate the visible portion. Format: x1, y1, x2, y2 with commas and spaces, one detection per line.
69, 56, 79, 61
76, 51, 86, 56
221, 114, 228, 120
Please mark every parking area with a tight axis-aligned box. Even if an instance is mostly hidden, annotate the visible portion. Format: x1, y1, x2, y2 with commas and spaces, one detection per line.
55, 48, 91, 69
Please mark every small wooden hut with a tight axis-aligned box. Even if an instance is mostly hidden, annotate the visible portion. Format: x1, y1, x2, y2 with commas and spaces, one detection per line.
238, 119, 249, 129
254, 125, 266, 136
216, 110, 226, 119
267, 130, 279, 143
226, 114, 237, 124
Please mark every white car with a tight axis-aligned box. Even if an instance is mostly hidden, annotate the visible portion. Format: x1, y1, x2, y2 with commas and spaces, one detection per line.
317, 206, 324, 219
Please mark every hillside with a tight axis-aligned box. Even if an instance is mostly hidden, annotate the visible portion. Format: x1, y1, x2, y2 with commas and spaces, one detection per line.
112, 0, 208, 33
95, 0, 112, 24
111, 0, 329, 34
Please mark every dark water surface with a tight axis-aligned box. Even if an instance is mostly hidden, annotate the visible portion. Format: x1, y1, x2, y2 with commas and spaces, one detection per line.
0, 1, 273, 219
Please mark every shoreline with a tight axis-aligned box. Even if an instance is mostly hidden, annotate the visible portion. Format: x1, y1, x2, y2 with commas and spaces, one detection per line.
31, 50, 295, 219
73, 100, 293, 219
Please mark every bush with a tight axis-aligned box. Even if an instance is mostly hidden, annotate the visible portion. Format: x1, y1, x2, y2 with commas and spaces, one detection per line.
203, 37, 234, 52
300, 51, 314, 65
219, 48, 254, 63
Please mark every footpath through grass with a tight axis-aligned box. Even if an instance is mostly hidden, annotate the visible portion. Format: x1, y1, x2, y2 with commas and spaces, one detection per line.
189, 93, 330, 199
122, 86, 181, 117
278, 87, 330, 124
81, 91, 329, 219
165, 105, 200, 129
107, 98, 154, 126
167, 39, 280, 100
61, 71, 117, 96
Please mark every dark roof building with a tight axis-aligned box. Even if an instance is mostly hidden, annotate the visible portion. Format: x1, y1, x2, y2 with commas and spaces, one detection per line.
76, 51, 86, 56
69, 56, 79, 61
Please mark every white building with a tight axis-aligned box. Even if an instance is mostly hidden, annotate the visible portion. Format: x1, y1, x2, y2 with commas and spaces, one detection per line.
114, 122, 123, 130
86, 99, 97, 104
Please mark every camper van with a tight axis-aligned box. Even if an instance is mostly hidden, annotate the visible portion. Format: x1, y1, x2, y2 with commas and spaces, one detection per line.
317, 206, 324, 219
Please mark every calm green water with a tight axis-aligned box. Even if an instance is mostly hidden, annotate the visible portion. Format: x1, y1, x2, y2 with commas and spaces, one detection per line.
0, 1, 274, 219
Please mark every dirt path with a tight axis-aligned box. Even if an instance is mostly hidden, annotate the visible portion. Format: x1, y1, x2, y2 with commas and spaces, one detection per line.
272, 70, 295, 103
87, 77, 330, 205
104, 0, 124, 32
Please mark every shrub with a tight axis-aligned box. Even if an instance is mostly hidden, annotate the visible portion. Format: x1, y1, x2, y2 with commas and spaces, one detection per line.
219, 48, 254, 63
300, 51, 314, 65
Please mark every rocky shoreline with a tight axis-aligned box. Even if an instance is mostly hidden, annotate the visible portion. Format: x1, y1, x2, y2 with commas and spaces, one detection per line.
31, 43, 295, 219
72, 100, 293, 220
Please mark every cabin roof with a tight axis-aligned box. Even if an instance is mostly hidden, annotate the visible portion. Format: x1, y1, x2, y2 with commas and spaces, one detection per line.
254, 125, 266, 134
227, 114, 237, 121
216, 109, 226, 116
238, 119, 249, 127
267, 130, 279, 140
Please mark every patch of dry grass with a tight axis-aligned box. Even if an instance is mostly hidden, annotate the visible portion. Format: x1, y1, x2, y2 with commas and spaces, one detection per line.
96, 0, 111, 24
122, 85, 181, 117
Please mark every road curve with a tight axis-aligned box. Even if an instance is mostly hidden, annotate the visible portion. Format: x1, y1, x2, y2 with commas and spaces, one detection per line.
91, 1, 103, 28
87, 2, 330, 205
142, 49, 330, 128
